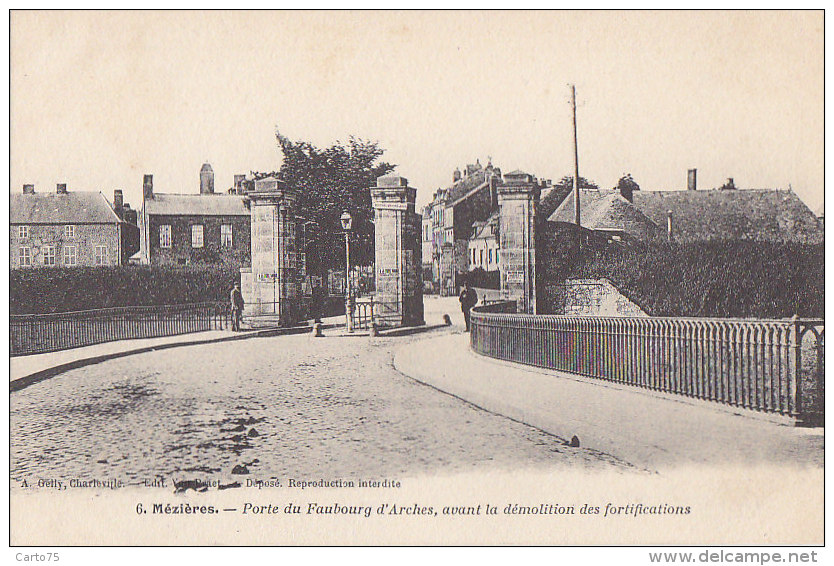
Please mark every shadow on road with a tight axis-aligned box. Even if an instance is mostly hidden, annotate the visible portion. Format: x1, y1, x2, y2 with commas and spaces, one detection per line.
329, 324, 451, 338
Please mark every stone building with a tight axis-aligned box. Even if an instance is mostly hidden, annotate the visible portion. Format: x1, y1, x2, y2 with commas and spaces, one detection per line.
548, 189, 659, 242
10, 183, 139, 268
138, 164, 252, 267
467, 211, 500, 272
544, 181, 822, 244
422, 160, 501, 295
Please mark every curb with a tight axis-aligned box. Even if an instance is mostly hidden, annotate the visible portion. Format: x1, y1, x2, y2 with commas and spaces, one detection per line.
10, 322, 343, 393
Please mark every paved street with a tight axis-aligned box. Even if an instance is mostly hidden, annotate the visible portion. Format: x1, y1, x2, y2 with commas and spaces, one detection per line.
410, 298, 825, 471
10, 317, 630, 488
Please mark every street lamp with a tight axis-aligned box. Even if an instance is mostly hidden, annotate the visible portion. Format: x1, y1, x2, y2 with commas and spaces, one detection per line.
340, 211, 353, 332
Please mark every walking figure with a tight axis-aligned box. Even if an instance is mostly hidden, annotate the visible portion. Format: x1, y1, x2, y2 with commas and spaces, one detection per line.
230, 283, 245, 331
459, 281, 478, 332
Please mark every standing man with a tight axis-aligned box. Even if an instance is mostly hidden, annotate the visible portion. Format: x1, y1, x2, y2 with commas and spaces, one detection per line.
230, 283, 245, 331
459, 281, 478, 332
310, 278, 324, 323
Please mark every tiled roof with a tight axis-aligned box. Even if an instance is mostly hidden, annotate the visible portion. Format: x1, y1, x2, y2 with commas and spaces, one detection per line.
10, 192, 121, 224
471, 211, 499, 241
143, 193, 250, 216
538, 185, 572, 219
446, 170, 489, 204
631, 189, 823, 243
549, 190, 657, 234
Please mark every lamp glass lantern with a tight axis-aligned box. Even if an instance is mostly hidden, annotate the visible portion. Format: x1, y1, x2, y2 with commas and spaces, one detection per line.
340, 211, 353, 231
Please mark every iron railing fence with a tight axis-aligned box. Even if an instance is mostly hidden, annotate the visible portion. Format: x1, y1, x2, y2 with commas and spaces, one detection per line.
348, 298, 376, 331
471, 303, 824, 423
10, 302, 230, 356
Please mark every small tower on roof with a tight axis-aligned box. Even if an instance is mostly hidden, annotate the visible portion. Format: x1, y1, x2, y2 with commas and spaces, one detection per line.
200, 163, 215, 194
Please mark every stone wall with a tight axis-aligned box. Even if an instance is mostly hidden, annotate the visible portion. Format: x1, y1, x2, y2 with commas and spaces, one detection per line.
10, 223, 121, 268
562, 278, 647, 317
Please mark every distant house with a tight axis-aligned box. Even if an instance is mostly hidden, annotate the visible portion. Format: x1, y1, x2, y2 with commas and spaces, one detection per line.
467, 211, 500, 271
548, 189, 659, 242
138, 164, 252, 267
10, 183, 139, 268
631, 188, 824, 243
545, 184, 823, 244
422, 160, 501, 295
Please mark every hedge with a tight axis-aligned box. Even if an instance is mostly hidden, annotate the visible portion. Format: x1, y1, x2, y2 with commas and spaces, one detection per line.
538, 238, 824, 319
10, 266, 240, 315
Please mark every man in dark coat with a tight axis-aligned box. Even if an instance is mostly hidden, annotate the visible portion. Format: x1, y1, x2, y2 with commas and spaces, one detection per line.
310, 279, 325, 323
459, 281, 478, 332
230, 283, 245, 331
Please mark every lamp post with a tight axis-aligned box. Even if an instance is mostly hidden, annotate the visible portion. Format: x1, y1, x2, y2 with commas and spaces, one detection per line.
340, 211, 353, 332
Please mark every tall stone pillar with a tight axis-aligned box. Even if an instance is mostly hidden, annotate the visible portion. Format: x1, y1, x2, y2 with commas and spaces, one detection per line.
371, 175, 425, 328
241, 176, 301, 325
497, 171, 540, 314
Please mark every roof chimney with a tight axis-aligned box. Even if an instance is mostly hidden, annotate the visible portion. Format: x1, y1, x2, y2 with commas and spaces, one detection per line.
687, 169, 697, 191
123, 207, 138, 226
57, 183, 67, 194
23, 184, 34, 194
113, 189, 124, 215
453, 168, 462, 183
143, 174, 153, 200
233, 174, 245, 194
200, 163, 215, 194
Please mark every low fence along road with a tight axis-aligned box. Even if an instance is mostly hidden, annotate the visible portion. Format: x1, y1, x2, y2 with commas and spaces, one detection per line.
471, 302, 824, 424
10, 302, 229, 356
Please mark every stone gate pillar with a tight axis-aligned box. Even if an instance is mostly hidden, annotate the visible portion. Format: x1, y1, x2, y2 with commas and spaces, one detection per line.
241, 176, 300, 325
497, 171, 540, 314
371, 175, 425, 328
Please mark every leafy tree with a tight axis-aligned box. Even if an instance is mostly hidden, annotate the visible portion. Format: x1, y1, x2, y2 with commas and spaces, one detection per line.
614, 173, 640, 193
613, 173, 640, 201
253, 130, 395, 275
554, 175, 599, 192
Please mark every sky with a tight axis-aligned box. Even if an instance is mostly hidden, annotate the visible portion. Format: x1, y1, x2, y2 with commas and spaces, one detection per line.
10, 11, 824, 212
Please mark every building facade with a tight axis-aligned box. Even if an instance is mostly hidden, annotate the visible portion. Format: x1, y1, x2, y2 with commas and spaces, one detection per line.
10, 183, 139, 269
422, 160, 501, 295
467, 211, 500, 271
139, 165, 252, 267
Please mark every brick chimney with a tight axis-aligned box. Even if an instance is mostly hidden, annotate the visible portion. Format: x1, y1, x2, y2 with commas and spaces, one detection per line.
687, 169, 697, 191
143, 174, 154, 200
22, 184, 34, 194
113, 189, 124, 217
56, 183, 67, 194
453, 168, 462, 183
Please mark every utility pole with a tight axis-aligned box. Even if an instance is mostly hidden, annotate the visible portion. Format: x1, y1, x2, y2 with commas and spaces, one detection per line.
571, 84, 581, 250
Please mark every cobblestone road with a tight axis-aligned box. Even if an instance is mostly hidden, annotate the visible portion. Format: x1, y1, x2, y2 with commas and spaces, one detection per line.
10, 328, 631, 488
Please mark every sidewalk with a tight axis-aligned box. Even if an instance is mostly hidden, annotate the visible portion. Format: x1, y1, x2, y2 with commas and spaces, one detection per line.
394, 331, 824, 471
10, 315, 345, 392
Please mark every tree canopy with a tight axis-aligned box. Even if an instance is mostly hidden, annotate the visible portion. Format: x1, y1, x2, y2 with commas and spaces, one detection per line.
254, 130, 395, 274
553, 175, 599, 191
614, 174, 640, 193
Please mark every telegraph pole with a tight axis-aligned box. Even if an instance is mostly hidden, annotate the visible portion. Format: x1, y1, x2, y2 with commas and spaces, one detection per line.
571, 84, 581, 250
